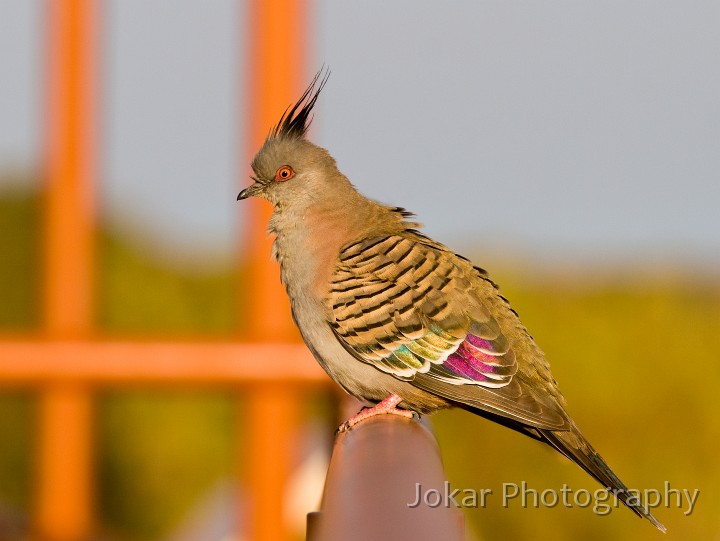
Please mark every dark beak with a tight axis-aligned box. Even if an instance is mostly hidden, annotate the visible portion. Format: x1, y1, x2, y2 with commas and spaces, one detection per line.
237, 182, 262, 201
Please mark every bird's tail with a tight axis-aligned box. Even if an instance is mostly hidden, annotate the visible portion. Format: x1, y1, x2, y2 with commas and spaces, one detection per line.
537, 426, 666, 532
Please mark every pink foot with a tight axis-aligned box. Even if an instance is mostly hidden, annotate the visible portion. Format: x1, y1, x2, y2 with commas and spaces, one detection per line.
338, 394, 415, 432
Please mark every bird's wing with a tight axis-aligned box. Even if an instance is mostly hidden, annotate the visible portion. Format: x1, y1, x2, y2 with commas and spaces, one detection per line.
327, 234, 570, 430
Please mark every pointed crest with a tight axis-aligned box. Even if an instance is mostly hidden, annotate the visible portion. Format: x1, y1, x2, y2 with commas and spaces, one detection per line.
270, 68, 330, 141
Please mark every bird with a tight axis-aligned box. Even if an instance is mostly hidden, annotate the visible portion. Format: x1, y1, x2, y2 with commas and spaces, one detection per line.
237, 70, 665, 532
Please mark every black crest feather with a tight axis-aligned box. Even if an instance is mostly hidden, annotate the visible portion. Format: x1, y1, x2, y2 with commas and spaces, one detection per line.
270, 68, 330, 141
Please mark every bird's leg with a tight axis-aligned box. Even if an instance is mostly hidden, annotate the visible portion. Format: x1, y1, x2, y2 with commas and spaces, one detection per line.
338, 394, 415, 432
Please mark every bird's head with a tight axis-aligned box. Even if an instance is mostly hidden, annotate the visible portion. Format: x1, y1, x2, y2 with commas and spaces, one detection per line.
238, 70, 345, 209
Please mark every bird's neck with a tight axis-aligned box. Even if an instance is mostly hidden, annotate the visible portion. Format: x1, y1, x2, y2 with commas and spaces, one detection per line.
269, 193, 401, 301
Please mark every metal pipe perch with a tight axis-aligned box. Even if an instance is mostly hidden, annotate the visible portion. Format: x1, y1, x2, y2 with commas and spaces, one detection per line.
307, 415, 464, 541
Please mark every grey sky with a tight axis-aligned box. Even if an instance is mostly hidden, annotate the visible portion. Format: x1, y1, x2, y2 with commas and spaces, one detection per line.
1, 1, 719, 267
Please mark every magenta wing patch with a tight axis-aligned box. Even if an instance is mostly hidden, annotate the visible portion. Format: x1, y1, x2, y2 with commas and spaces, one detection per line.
443, 333, 517, 386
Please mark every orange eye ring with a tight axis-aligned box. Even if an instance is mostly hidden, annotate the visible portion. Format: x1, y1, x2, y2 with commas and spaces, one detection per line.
274, 165, 295, 182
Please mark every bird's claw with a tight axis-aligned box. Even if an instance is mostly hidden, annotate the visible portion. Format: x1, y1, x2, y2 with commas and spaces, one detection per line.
336, 394, 417, 433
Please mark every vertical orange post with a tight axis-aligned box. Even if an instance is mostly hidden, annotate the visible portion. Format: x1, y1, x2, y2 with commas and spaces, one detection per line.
44, 0, 97, 335
36, 387, 95, 541
243, 0, 307, 342
36, 1, 98, 540
241, 1, 308, 540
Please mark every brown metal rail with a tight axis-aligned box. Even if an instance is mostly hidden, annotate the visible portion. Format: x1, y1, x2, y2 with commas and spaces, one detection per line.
307, 416, 465, 541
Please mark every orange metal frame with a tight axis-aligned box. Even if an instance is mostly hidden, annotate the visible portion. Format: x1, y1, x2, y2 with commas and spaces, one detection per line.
0, 1, 324, 541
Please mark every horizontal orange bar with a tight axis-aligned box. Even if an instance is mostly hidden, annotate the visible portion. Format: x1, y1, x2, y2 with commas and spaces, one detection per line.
0, 341, 327, 385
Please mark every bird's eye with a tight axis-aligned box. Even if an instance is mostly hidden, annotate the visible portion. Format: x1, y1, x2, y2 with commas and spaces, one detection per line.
274, 165, 295, 182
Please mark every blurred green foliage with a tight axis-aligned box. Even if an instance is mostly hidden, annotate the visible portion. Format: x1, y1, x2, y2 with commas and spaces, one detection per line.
98, 231, 236, 335
0, 189, 39, 328
98, 392, 237, 540
0, 189, 718, 540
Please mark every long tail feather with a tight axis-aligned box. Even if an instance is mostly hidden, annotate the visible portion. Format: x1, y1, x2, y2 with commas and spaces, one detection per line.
537, 426, 666, 532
